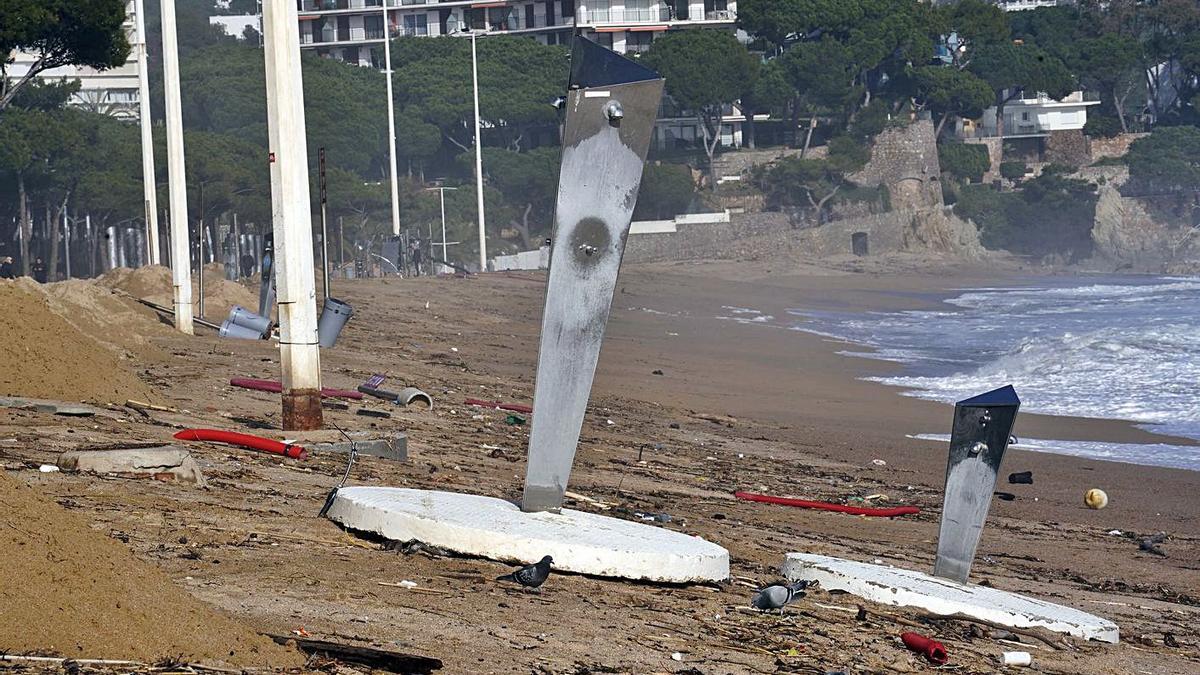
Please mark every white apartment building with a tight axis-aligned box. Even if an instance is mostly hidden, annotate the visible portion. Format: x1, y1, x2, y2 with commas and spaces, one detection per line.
284, 1, 735, 67
7, 1, 141, 120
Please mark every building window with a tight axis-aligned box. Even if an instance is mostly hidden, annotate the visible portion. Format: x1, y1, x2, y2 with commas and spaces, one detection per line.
403, 13, 428, 36
1021, 111, 1030, 121
594, 31, 613, 49
674, 0, 689, 20
364, 14, 384, 39
626, 30, 653, 53
626, 0, 653, 22
526, 4, 536, 28
561, 1, 573, 18
589, 0, 610, 23
489, 7, 517, 31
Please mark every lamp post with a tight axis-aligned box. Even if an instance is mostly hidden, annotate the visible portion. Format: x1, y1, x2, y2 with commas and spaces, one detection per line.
451, 27, 488, 272
469, 30, 487, 271
133, 0, 159, 265
382, 1, 401, 237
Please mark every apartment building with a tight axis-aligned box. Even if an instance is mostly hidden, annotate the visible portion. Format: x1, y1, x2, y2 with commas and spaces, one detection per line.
290, 1, 736, 67
7, 1, 141, 120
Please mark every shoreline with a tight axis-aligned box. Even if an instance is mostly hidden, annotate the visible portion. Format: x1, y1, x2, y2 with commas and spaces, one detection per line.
594, 261, 1200, 537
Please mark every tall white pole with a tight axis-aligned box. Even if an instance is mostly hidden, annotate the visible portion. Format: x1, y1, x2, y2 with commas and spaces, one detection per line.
160, 0, 193, 334
62, 209, 70, 278
439, 188, 448, 263
470, 32, 487, 271
134, 0, 160, 265
263, 0, 323, 431
382, 2, 401, 236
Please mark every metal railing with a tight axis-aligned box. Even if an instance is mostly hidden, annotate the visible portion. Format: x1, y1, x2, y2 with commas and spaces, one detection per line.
580, 7, 673, 24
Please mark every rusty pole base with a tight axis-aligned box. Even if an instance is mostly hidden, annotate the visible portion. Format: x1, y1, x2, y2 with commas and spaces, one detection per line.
282, 388, 323, 431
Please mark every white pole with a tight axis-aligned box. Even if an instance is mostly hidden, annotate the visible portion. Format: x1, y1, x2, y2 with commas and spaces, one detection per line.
133, 0, 160, 265
382, 2, 401, 236
439, 188, 448, 264
263, 0, 323, 431
62, 209, 70, 279
470, 32, 487, 271
160, 0, 193, 334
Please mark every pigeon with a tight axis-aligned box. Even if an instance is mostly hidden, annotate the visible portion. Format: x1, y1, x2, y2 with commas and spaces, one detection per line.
751, 580, 814, 614
496, 555, 553, 591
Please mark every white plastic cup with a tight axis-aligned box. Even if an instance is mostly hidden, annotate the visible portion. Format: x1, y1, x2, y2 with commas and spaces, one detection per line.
1002, 651, 1032, 666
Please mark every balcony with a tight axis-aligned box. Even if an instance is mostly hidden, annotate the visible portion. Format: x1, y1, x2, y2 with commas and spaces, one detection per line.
302, 0, 384, 11
705, 10, 735, 21
580, 7, 673, 24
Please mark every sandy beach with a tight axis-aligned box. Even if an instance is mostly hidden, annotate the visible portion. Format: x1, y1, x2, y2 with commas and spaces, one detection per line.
1, 261, 1197, 673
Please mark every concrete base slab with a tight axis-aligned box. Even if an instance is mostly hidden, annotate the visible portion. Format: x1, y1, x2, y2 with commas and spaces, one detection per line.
327, 487, 729, 583
783, 553, 1118, 643
0, 396, 109, 417
57, 445, 206, 486
309, 434, 407, 461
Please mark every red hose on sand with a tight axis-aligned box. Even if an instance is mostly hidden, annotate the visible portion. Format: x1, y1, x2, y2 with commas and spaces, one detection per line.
230, 377, 363, 400
174, 429, 308, 460
901, 632, 948, 664
464, 398, 534, 414
734, 491, 920, 517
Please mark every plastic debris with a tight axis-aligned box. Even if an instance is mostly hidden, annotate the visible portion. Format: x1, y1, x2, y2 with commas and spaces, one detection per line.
38, 464, 60, 473
901, 632, 948, 664
1002, 651, 1031, 666
670, 652, 683, 662
871, 459, 887, 466
1008, 471, 1033, 484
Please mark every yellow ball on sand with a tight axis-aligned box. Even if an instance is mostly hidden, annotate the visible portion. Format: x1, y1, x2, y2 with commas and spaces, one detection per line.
1085, 488, 1108, 510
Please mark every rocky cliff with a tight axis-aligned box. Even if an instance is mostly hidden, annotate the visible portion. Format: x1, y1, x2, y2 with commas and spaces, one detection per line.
1090, 185, 1200, 273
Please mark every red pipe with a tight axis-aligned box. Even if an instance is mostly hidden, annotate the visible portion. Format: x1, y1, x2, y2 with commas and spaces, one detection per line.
174, 428, 308, 460
230, 377, 363, 400
734, 491, 920, 517
464, 398, 534, 414
901, 632, 948, 664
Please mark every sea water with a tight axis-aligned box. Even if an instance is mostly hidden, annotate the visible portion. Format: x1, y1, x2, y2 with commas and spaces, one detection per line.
788, 277, 1200, 471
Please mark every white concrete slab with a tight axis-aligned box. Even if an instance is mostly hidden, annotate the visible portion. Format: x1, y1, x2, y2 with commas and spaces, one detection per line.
783, 554, 1118, 643
328, 487, 729, 583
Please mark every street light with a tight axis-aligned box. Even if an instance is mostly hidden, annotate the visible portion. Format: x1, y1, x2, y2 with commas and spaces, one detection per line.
382, 1, 401, 236
425, 185, 457, 270
450, 26, 488, 272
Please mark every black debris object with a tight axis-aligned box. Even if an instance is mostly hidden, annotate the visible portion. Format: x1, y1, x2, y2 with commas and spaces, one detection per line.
1008, 471, 1033, 485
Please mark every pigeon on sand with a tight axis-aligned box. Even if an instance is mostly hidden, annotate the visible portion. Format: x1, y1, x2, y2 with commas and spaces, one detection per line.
496, 555, 553, 591
751, 580, 814, 614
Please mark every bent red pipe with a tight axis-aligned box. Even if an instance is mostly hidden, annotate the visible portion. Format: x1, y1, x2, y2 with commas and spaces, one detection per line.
464, 398, 534, 414
734, 491, 920, 517
174, 428, 308, 460
901, 632, 948, 664
230, 377, 363, 400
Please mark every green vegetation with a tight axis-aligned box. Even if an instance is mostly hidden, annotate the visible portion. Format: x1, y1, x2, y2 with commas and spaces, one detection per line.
0, 0, 131, 111
642, 30, 759, 186
1126, 126, 1200, 196
938, 143, 991, 184
954, 166, 1097, 260
1000, 161, 1028, 181
634, 164, 698, 221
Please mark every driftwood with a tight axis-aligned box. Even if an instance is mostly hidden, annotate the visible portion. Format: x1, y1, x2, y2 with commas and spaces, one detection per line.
266, 634, 442, 674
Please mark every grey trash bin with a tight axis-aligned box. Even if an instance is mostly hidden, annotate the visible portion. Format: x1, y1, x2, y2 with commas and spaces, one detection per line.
317, 297, 353, 348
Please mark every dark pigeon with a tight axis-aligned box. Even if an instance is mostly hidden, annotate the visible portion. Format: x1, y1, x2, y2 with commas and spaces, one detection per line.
751, 580, 814, 614
496, 555, 553, 591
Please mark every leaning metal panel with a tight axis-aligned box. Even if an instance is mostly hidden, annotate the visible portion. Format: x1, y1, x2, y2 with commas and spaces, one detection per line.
933, 385, 1021, 583
521, 38, 664, 513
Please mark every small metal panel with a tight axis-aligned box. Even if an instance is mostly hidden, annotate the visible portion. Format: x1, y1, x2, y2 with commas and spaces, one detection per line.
522, 38, 664, 513
934, 385, 1021, 583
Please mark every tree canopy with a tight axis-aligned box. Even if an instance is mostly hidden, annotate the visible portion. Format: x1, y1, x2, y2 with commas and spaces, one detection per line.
0, 0, 131, 111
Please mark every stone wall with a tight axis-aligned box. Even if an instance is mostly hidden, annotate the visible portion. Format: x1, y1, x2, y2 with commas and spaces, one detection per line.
849, 119, 943, 211
1089, 133, 1148, 161
1045, 129, 1089, 167
624, 212, 792, 263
